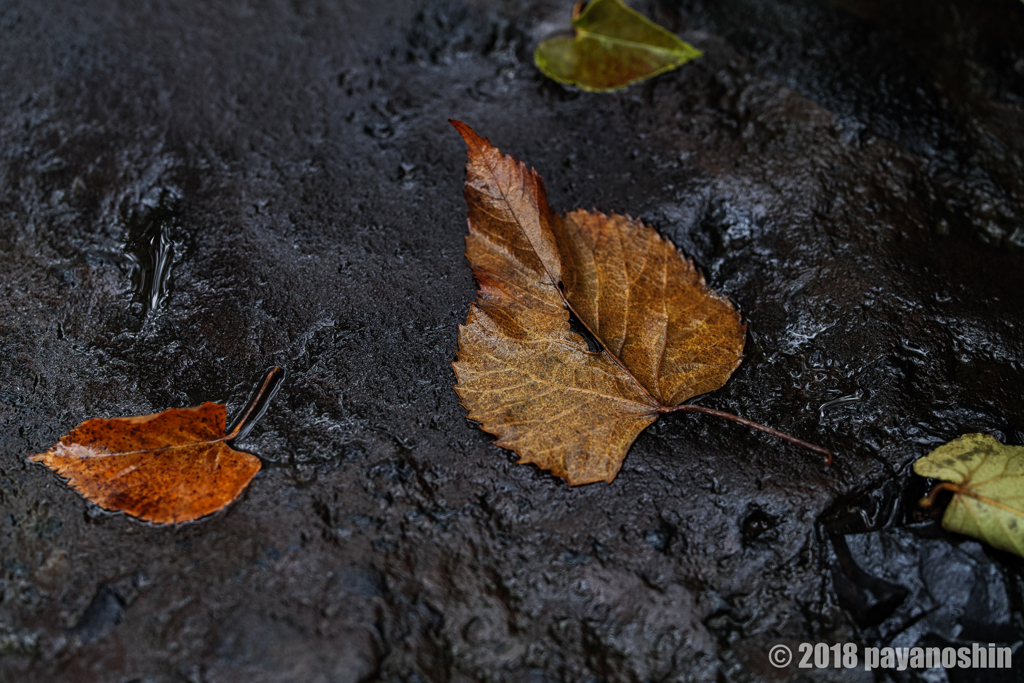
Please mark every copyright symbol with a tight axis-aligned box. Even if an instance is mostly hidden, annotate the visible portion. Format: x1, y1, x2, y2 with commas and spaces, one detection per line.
768, 644, 792, 668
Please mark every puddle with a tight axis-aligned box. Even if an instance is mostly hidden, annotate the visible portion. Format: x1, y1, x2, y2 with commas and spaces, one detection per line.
121, 191, 181, 314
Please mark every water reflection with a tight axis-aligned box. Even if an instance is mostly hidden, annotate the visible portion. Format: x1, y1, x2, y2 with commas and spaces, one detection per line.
122, 192, 179, 313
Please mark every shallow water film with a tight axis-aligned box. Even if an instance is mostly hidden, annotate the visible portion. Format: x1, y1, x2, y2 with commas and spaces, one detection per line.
1, 0, 1022, 681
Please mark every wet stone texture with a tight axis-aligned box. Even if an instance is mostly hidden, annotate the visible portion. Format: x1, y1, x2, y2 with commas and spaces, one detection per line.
1, 0, 1023, 681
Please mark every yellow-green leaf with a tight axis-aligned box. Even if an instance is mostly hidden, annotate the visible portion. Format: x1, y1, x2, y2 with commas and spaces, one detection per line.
534, 0, 703, 92
913, 433, 1024, 557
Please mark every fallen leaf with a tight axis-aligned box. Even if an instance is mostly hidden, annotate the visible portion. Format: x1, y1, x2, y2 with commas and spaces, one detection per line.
29, 367, 283, 524
451, 122, 829, 485
534, 0, 703, 92
915, 433, 1024, 558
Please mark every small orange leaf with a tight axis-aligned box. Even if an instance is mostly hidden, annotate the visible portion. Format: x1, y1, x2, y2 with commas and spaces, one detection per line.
29, 368, 282, 524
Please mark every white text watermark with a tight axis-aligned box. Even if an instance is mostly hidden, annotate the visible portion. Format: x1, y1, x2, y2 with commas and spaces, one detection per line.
768, 643, 1012, 671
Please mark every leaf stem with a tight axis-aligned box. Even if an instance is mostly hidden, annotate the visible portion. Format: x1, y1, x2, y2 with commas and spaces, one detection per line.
226, 366, 285, 441
659, 404, 833, 464
920, 480, 1023, 519
920, 482, 960, 508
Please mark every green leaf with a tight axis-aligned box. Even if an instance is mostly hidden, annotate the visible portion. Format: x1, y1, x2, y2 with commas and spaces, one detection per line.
913, 433, 1024, 557
534, 0, 703, 92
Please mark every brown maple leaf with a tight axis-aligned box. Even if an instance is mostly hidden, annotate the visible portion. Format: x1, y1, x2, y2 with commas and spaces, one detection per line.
451, 121, 830, 485
29, 367, 283, 524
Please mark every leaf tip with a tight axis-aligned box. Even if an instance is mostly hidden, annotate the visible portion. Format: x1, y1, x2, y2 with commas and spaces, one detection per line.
450, 119, 484, 147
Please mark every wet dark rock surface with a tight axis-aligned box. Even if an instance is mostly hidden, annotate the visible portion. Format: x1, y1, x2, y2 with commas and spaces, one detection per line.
1, 0, 1023, 680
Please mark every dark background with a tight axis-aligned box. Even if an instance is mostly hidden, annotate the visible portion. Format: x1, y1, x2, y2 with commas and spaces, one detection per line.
1, 0, 1023, 681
